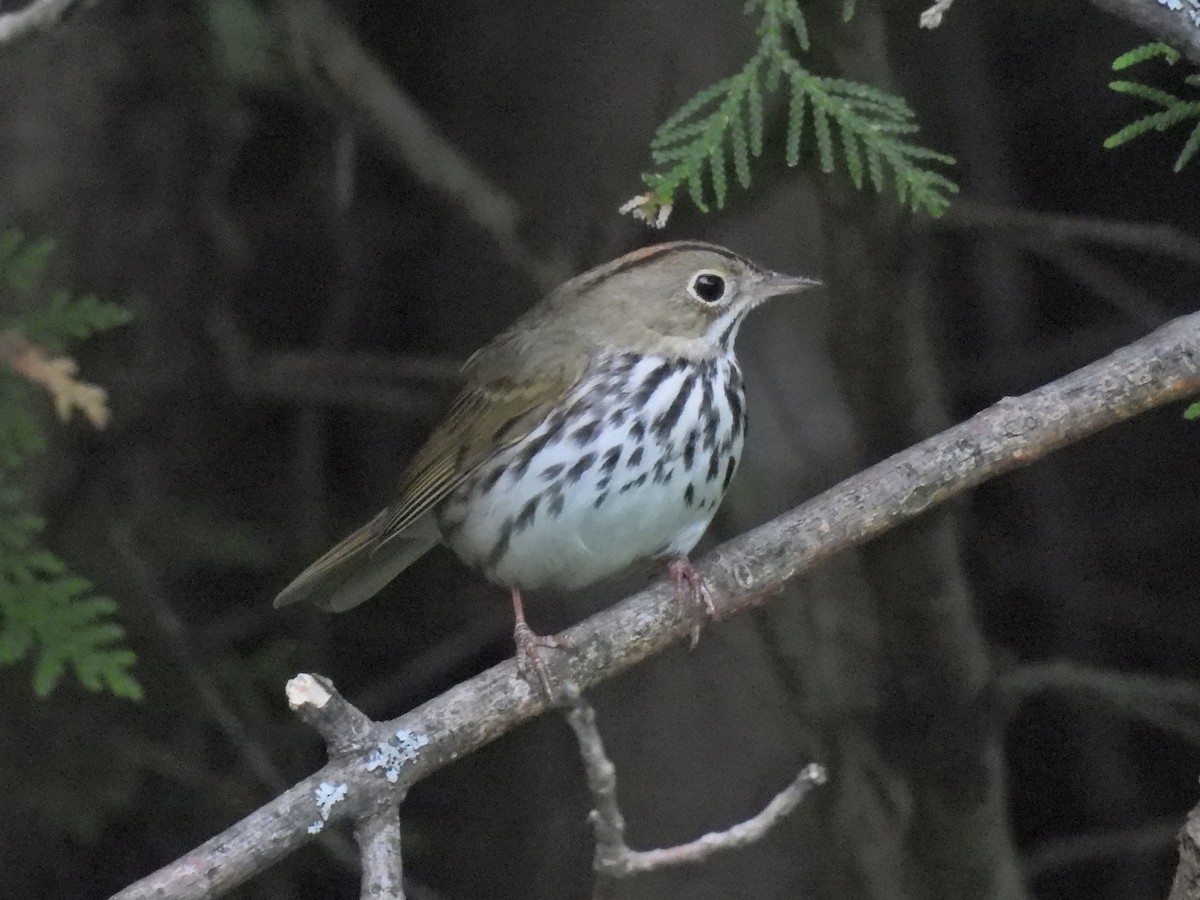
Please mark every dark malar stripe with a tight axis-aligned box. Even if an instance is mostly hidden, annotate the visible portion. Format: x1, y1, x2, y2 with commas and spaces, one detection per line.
729, 362, 744, 390
718, 318, 738, 350
698, 371, 714, 417
652, 372, 695, 442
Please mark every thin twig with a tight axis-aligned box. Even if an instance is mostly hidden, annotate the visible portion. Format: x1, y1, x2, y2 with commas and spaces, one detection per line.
111, 308, 1200, 900
1001, 659, 1200, 748
1032, 244, 1171, 328
619, 765, 827, 871
355, 806, 404, 900
1024, 817, 1180, 879
208, 313, 456, 415
561, 686, 627, 897
937, 202, 1200, 269
111, 531, 364, 873
936, 202, 1196, 326
279, 0, 569, 291
287, 674, 377, 758
109, 525, 291, 795
293, 120, 368, 551
561, 685, 825, 896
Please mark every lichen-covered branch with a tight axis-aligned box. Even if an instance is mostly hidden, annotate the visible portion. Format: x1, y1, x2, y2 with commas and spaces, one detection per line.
110, 309, 1200, 900
1170, 805, 1200, 900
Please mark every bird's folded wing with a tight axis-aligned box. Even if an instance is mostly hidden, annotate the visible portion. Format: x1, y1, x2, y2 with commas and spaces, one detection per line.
273, 362, 584, 611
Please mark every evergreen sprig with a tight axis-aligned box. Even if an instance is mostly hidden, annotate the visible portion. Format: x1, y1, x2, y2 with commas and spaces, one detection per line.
624, 0, 957, 224
1105, 42, 1200, 173
0, 230, 139, 699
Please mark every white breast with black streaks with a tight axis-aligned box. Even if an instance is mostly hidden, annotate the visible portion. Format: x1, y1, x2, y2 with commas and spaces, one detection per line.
437, 350, 746, 591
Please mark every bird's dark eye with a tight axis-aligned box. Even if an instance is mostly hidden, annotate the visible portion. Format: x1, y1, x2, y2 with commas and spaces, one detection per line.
689, 272, 726, 303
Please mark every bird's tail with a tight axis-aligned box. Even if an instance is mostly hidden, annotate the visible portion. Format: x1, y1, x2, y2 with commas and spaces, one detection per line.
273, 511, 439, 613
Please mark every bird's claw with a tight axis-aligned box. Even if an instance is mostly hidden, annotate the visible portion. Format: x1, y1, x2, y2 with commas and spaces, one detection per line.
513, 622, 575, 697
668, 557, 716, 648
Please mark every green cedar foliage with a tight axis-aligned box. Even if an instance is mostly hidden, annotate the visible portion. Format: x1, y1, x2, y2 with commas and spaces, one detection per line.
0, 231, 140, 699
627, 0, 958, 223
1105, 43, 1200, 173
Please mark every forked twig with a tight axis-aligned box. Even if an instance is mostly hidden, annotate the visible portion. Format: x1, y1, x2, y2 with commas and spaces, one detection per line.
561, 684, 826, 898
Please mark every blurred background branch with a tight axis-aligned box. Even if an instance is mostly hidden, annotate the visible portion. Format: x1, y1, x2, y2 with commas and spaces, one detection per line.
0, 0, 85, 44
278, 0, 570, 291
1087, 0, 1200, 65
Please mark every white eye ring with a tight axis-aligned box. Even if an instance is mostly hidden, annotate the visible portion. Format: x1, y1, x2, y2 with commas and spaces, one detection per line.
688, 270, 727, 304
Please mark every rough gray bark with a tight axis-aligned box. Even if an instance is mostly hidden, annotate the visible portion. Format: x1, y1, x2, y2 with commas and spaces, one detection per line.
1170, 807, 1200, 900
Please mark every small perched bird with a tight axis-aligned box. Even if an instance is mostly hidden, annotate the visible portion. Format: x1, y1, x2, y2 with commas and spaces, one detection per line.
275, 241, 819, 690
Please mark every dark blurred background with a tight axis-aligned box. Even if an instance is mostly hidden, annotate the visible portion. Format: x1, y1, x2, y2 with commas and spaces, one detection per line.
2, 0, 1199, 898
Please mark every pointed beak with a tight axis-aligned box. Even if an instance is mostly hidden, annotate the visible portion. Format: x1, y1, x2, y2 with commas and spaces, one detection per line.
755, 269, 822, 299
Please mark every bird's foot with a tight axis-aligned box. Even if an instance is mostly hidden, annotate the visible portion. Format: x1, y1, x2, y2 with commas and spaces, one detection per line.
668, 556, 716, 648
513, 621, 575, 697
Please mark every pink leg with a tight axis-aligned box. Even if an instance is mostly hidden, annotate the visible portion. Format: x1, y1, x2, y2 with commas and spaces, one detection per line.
667, 556, 716, 648
511, 587, 573, 695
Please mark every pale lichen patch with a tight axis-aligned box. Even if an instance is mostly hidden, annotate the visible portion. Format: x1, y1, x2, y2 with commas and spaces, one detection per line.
364, 728, 430, 783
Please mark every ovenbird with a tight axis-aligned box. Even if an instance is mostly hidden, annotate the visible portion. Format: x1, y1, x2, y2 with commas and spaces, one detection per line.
275, 242, 819, 689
